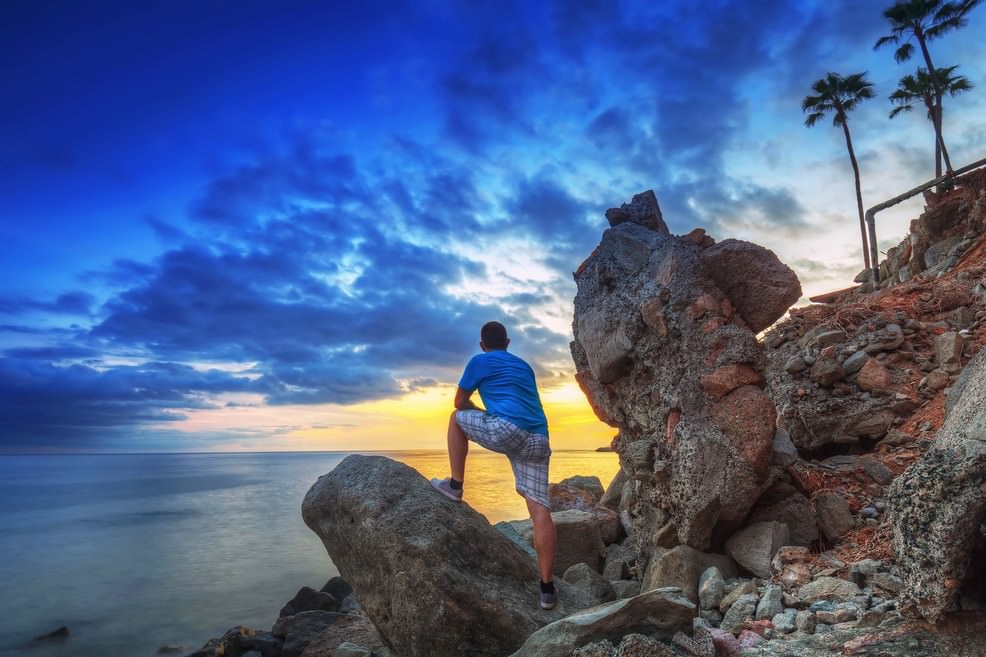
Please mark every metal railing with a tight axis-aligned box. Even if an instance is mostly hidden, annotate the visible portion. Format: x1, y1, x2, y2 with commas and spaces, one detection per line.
865, 155, 986, 284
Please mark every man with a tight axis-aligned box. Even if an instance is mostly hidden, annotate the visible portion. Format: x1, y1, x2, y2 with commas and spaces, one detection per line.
431, 321, 558, 609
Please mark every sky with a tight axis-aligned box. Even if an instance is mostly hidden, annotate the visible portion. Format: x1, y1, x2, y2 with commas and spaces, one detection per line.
1, 0, 984, 453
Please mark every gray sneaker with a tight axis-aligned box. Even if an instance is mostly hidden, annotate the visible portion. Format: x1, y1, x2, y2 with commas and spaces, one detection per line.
431, 477, 463, 501
539, 589, 557, 610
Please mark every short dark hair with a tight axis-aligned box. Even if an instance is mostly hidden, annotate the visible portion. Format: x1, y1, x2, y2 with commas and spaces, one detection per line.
481, 321, 508, 349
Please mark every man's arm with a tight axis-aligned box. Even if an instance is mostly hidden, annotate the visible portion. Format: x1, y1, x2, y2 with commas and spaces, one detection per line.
454, 387, 481, 411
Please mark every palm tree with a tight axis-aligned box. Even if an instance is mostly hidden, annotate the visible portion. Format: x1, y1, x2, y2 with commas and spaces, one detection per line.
875, 0, 983, 176
803, 72, 876, 270
889, 65, 973, 178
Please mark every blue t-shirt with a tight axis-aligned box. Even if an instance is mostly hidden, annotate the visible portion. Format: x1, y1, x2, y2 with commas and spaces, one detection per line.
458, 350, 549, 436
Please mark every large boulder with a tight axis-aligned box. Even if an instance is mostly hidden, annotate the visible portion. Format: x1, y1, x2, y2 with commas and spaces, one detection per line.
640, 545, 738, 604
763, 315, 912, 452
888, 348, 986, 622
502, 509, 607, 575
571, 191, 800, 555
724, 521, 789, 579
549, 477, 603, 511
699, 239, 803, 333
302, 455, 594, 657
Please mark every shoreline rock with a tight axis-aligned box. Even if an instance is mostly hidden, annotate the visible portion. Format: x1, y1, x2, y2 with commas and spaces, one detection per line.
301, 455, 595, 657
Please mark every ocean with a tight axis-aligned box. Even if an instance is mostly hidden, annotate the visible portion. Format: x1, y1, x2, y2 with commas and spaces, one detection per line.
0, 450, 619, 657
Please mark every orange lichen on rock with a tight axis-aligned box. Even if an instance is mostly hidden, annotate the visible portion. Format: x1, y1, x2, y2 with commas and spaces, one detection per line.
835, 525, 893, 564
899, 391, 947, 436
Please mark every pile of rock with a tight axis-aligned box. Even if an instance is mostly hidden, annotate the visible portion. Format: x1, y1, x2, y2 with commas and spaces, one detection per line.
559, 190, 986, 654
764, 292, 981, 453
560, 561, 905, 657
178, 577, 384, 657
445, 471, 912, 656
500, 477, 911, 656
863, 169, 986, 290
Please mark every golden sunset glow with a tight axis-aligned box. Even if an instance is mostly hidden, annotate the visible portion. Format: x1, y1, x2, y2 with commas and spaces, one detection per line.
174, 380, 614, 452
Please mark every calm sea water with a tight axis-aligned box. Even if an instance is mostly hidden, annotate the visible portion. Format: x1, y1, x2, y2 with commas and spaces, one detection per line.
0, 450, 618, 657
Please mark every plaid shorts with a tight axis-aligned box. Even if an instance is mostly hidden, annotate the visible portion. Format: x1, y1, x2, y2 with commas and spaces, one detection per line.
454, 410, 551, 509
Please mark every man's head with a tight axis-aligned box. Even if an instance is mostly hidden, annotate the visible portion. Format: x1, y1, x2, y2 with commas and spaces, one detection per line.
480, 321, 509, 351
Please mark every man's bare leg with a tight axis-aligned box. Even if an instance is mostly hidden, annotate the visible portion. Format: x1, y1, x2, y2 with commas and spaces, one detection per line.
448, 410, 469, 483
527, 497, 556, 583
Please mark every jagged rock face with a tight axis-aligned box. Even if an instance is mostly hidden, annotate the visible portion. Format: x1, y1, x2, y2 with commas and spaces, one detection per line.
571, 191, 801, 555
889, 348, 986, 623
302, 455, 594, 657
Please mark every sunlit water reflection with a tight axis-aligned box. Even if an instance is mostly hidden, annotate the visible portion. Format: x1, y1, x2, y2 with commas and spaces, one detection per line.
398, 449, 620, 523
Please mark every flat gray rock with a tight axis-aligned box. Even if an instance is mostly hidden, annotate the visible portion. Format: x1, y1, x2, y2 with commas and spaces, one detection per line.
724, 521, 789, 579
641, 545, 738, 604
508, 588, 695, 657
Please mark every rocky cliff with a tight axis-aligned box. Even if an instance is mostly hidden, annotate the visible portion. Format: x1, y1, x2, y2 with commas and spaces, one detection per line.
566, 186, 986, 654
571, 190, 801, 560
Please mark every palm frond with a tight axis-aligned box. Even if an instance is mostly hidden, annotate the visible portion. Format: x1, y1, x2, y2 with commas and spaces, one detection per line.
947, 77, 973, 94
889, 104, 915, 119
894, 42, 915, 62
927, 14, 963, 36
933, 1, 962, 19
936, 65, 974, 94
804, 111, 825, 128
874, 34, 899, 50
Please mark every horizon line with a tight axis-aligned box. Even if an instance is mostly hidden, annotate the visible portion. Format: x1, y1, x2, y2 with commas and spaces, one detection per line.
0, 448, 615, 456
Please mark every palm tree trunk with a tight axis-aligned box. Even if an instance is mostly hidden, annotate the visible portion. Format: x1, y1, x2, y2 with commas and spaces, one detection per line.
841, 119, 870, 270
916, 33, 954, 174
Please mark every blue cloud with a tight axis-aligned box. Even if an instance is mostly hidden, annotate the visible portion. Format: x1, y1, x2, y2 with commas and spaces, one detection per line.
3, 0, 981, 449
0, 291, 95, 316
0, 356, 257, 446
0, 130, 554, 446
